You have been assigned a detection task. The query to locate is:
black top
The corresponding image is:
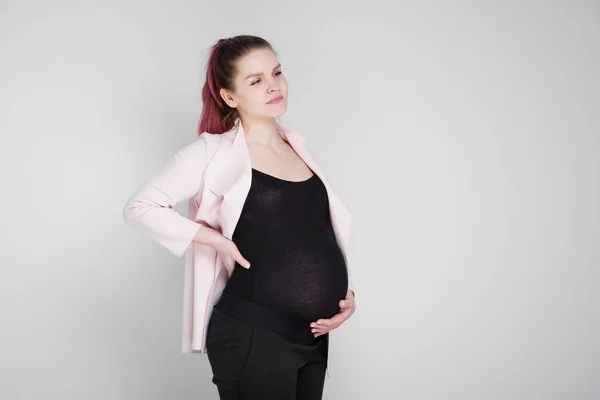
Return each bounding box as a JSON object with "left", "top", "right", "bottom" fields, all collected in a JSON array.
[{"left": 223, "top": 167, "right": 349, "bottom": 321}]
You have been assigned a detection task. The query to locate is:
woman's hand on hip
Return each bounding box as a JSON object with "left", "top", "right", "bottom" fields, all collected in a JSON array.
[
  {"left": 310, "top": 290, "right": 356, "bottom": 337},
  {"left": 212, "top": 235, "right": 251, "bottom": 278}
]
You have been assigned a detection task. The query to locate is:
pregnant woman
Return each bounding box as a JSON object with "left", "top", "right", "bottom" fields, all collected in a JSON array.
[{"left": 123, "top": 35, "right": 356, "bottom": 400}]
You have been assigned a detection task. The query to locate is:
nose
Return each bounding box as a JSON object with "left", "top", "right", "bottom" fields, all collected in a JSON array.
[{"left": 266, "top": 78, "right": 279, "bottom": 93}]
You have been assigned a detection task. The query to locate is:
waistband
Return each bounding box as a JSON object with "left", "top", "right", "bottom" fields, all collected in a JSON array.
[{"left": 214, "top": 290, "right": 323, "bottom": 345}]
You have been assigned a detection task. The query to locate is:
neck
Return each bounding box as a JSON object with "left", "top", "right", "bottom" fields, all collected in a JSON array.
[{"left": 240, "top": 116, "right": 284, "bottom": 146}]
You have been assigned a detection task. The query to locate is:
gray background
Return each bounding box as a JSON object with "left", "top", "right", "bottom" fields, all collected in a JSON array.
[{"left": 1, "top": 1, "right": 599, "bottom": 399}]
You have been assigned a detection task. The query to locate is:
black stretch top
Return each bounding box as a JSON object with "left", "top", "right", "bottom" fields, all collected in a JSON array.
[{"left": 223, "top": 167, "right": 349, "bottom": 321}]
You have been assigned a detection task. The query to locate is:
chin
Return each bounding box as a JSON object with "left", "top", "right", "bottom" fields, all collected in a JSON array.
[
  {"left": 263, "top": 107, "right": 287, "bottom": 120},
  {"left": 250, "top": 105, "right": 287, "bottom": 121},
  {"left": 274, "top": 107, "right": 287, "bottom": 118}
]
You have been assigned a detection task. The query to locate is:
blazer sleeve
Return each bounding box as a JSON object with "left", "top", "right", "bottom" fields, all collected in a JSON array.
[
  {"left": 122, "top": 136, "right": 210, "bottom": 258},
  {"left": 347, "top": 258, "right": 355, "bottom": 297},
  {"left": 345, "top": 223, "right": 355, "bottom": 297}
]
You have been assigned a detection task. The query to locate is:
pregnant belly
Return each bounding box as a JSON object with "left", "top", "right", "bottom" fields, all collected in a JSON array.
[{"left": 251, "top": 246, "right": 349, "bottom": 321}]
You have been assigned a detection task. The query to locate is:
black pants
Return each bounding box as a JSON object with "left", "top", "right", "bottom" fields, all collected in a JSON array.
[{"left": 206, "top": 291, "right": 330, "bottom": 400}]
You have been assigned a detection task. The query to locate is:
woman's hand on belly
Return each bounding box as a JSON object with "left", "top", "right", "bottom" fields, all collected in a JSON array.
[{"left": 309, "top": 289, "right": 356, "bottom": 337}]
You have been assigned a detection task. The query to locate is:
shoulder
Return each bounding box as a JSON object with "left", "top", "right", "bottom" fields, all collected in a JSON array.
[{"left": 172, "top": 132, "right": 224, "bottom": 166}]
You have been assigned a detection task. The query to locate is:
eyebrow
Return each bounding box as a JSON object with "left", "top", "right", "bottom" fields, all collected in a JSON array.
[{"left": 244, "top": 63, "right": 282, "bottom": 80}]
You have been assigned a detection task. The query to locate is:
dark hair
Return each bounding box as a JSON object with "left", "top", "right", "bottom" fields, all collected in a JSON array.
[{"left": 198, "top": 35, "right": 276, "bottom": 135}]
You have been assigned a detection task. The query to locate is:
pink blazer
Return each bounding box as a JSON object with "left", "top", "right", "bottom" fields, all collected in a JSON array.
[{"left": 123, "top": 118, "right": 354, "bottom": 354}]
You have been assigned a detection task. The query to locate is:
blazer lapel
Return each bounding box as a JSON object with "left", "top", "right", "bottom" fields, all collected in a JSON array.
[{"left": 217, "top": 121, "right": 252, "bottom": 242}]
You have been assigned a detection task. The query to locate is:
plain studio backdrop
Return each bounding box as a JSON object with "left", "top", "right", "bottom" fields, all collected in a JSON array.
[{"left": 1, "top": 1, "right": 598, "bottom": 399}]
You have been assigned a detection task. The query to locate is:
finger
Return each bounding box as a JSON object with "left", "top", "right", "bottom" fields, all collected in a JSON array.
[
  {"left": 311, "top": 308, "right": 350, "bottom": 330},
  {"left": 229, "top": 261, "right": 237, "bottom": 277},
  {"left": 311, "top": 323, "right": 329, "bottom": 334},
  {"left": 237, "top": 254, "right": 251, "bottom": 269},
  {"left": 328, "top": 310, "right": 350, "bottom": 327},
  {"left": 310, "top": 322, "right": 329, "bottom": 332},
  {"left": 313, "top": 318, "right": 334, "bottom": 329},
  {"left": 339, "top": 297, "right": 354, "bottom": 309},
  {"left": 310, "top": 321, "right": 328, "bottom": 334},
  {"left": 311, "top": 326, "right": 327, "bottom": 335}
]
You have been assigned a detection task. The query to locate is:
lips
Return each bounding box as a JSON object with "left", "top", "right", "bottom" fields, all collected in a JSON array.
[{"left": 267, "top": 95, "right": 283, "bottom": 104}]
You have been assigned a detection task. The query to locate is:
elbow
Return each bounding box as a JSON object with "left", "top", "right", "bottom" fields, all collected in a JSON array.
[
  {"left": 122, "top": 199, "right": 134, "bottom": 225},
  {"left": 122, "top": 196, "right": 165, "bottom": 227},
  {"left": 122, "top": 197, "right": 143, "bottom": 226}
]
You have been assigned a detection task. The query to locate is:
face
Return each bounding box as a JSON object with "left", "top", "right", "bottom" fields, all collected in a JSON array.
[{"left": 220, "top": 47, "right": 288, "bottom": 121}]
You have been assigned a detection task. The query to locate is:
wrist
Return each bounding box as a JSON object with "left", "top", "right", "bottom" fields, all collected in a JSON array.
[{"left": 207, "top": 230, "right": 228, "bottom": 250}]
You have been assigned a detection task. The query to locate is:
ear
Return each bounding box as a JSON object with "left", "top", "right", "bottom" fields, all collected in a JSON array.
[{"left": 220, "top": 88, "right": 236, "bottom": 108}]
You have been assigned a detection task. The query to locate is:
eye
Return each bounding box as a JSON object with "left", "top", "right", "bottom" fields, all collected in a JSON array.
[{"left": 251, "top": 71, "right": 283, "bottom": 85}]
